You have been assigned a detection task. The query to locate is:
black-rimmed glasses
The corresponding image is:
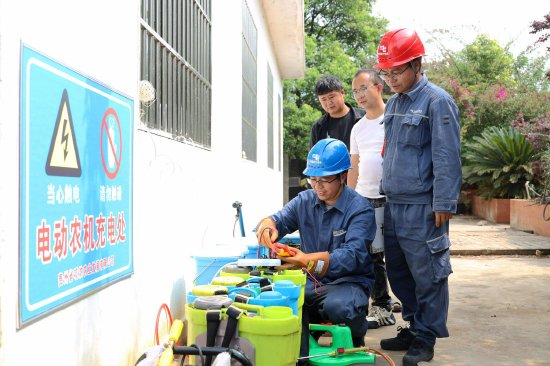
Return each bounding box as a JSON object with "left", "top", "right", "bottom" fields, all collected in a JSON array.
[
  {"left": 307, "top": 176, "right": 339, "bottom": 187},
  {"left": 378, "top": 64, "right": 411, "bottom": 80}
]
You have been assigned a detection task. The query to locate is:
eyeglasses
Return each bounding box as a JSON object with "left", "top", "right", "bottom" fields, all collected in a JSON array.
[
  {"left": 307, "top": 176, "right": 339, "bottom": 187},
  {"left": 352, "top": 84, "right": 377, "bottom": 98},
  {"left": 378, "top": 64, "right": 411, "bottom": 80}
]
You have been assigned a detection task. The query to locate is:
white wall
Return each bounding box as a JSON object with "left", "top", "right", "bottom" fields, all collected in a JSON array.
[{"left": 0, "top": 0, "right": 286, "bottom": 365}]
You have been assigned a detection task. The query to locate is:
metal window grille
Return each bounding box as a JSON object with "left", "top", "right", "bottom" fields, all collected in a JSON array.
[
  {"left": 241, "top": 1, "right": 257, "bottom": 161},
  {"left": 267, "top": 64, "right": 274, "bottom": 169},
  {"left": 140, "top": 0, "right": 212, "bottom": 148}
]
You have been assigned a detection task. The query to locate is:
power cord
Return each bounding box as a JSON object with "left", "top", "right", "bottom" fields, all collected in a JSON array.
[{"left": 182, "top": 344, "right": 205, "bottom": 366}]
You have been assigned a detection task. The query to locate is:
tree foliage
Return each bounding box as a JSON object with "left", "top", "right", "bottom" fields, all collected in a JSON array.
[
  {"left": 283, "top": 0, "right": 387, "bottom": 159},
  {"left": 530, "top": 12, "right": 550, "bottom": 53},
  {"left": 424, "top": 33, "right": 550, "bottom": 143},
  {"left": 431, "top": 34, "right": 516, "bottom": 92},
  {"left": 462, "top": 84, "right": 550, "bottom": 141},
  {"left": 511, "top": 111, "right": 550, "bottom": 188},
  {"left": 513, "top": 53, "right": 550, "bottom": 91}
]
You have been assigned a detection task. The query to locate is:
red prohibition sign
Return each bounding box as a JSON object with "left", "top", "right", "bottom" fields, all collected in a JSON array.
[{"left": 100, "top": 108, "right": 122, "bottom": 179}]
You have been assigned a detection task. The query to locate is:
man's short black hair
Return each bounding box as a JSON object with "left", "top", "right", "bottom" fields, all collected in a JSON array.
[{"left": 315, "top": 75, "right": 344, "bottom": 96}]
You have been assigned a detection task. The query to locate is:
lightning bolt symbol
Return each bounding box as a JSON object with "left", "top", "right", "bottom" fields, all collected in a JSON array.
[{"left": 61, "top": 118, "right": 69, "bottom": 160}]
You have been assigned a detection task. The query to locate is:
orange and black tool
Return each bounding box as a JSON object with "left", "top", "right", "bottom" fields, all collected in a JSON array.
[{"left": 272, "top": 242, "right": 295, "bottom": 257}]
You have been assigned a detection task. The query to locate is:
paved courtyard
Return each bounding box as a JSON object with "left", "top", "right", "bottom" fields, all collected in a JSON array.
[
  {"left": 362, "top": 215, "right": 550, "bottom": 365},
  {"left": 450, "top": 215, "right": 550, "bottom": 255}
]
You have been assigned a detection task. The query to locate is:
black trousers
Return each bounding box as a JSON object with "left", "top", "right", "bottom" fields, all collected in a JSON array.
[
  {"left": 370, "top": 251, "right": 391, "bottom": 307},
  {"left": 367, "top": 197, "right": 391, "bottom": 308}
]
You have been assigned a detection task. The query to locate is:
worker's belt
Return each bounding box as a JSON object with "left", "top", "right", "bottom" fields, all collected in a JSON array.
[{"left": 367, "top": 197, "right": 386, "bottom": 208}]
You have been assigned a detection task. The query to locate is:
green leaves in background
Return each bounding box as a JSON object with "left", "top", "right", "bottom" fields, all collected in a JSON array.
[{"left": 463, "top": 126, "right": 534, "bottom": 199}]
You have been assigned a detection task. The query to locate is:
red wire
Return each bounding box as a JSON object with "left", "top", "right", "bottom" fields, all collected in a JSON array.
[
  {"left": 307, "top": 270, "right": 325, "bottom": 295},
  {"left": 155, "top": 303, "right": 173, "bottom": 345}
]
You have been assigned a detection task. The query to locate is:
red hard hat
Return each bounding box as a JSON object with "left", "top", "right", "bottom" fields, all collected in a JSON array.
[{"left": 375, "top": 28, "right": 425, "bottom": 69}]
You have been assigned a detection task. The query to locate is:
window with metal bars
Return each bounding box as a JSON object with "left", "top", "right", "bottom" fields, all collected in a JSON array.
[
  {"left": 241, "top": 1, "right": 257, "bottom": 161},
  {"left": 140, "top": 0, "right": 212, "bottom": 148}
]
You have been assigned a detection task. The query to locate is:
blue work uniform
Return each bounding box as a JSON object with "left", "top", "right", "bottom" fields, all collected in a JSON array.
[
  {"left": 381, "top": 75, "right": 461, "bottom": 346},
  {"left": 270, "top": 185, "right": 376, "bottom": 356}
]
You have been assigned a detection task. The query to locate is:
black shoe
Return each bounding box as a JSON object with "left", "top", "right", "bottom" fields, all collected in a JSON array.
[
  {"left": 403, "top": 339, "right": 434, "bottom": 366},
  {"left": 380, "top": 326, "right": 415, "bottom": 351}
]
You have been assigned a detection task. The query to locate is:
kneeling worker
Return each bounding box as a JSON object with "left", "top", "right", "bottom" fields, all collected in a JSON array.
[{"left": 256, "top": 138, "right": 376, "bottom": 361}]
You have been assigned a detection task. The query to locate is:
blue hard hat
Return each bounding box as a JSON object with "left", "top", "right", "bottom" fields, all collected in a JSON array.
[{"left": 303, "top": 138, "right": 351, "bottom": 177}]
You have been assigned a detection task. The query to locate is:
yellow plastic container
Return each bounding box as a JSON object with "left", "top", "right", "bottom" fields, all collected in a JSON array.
[
  {"left": 191, "top": 285, "right": 228, "bottom": 296},
  {"left": 185, "top": 303, "right": 300, "bottom": 366},
  {"left": 220, "top": 270, "right": 251, "bottom": 281},
  {"left": 272, "top": 269, "right": 307, "bottom": 286},
  {"left": 211, "top": 276, "right": 244, "bottom": 287},
  {"left": 261, "top": 269, "right": 306, "bottom": 360}
]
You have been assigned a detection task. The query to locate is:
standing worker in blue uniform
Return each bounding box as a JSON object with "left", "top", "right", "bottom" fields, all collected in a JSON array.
[
  {"left": 256, "top": 138, "right": 376, "bottom": 363},
  {"left": 374, "top": 29, "right": 462, "bottom": 366}
]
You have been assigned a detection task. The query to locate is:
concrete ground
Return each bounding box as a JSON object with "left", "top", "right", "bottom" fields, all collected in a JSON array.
[{"left": 358, "top": 215, "right": 550, "bottom": 366}]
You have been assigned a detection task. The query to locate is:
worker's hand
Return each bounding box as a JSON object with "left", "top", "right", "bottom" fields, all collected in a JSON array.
[
  {"left": 256, "top": 217, "right": 278, "bottom": 249},
  {"left": 435, "top": 212, "right": 453, "bottom": 228},
  {"left": 278, "top": 247, "right": 330, "bottom": 276}
]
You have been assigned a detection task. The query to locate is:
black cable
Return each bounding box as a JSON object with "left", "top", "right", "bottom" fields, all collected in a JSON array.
[
  {"left": 186, "top": 344, "right": 205, "bottom": 366},
  {"left": 228, "top": 348, "right": 253, "bottom": 366},
  {"left": 257, "top": 226, "right": 275, "bottom": 258},
  {"left": 173, "top": 346, "right": 251, "bottom": 366}
]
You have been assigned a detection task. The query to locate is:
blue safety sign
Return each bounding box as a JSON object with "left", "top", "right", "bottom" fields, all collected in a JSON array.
[{"left": 19, "top": 45, "right": 134, "bottom": 326}]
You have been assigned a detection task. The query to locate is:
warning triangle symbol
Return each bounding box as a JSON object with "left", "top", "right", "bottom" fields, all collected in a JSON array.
[{"left": 45, "top": 89, "right": 82, "bottom": 177}]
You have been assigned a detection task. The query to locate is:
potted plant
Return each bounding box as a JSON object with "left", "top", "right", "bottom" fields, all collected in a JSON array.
[
  {"left": 510, "top": 149, "right": 550, "bottom": 236},
  {"left": 508, "top": 112, "right": 550, "bottom": 235},
  {"left": 462, "top": 126, "right": 534, "bottom": 223}
]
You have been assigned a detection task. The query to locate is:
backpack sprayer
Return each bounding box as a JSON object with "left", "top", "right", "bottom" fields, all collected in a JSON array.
[{"left": 302, "top": 324, "right": 396, "bottom": 366}]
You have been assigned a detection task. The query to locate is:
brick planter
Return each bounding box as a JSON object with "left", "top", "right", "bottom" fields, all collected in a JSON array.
[
  {"left": 471, "top": 195, "right": 510, "bottom": 224},
  {"left": 510, "top": 199, "right": 550, "bottom": 237}
]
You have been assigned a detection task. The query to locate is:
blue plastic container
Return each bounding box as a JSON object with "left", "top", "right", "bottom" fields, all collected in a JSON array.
[
  {"left": 274, "top": 280, "right": 301, "bottom": 315},
  {"left": 228, "top": 287, "right": 259, "bottom": 301},
  {"left": 245, "top": 243, "right": 259, "bottom": 258},
  {"left": 248, "top": 290, "right": 289, "bottom": 308},
  {"left": 192, "top": 255, "right": 242, "bottom": 285}
]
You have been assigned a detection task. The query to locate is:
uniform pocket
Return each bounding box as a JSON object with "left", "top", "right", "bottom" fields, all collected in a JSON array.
[
  {"left": 397, "top": 115, "right": 423, "bottom": 146},
  {"left": 426, "top": 233, "right": 453, "bottom": 283}
]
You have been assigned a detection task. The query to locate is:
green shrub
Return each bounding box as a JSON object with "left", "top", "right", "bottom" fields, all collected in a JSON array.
[
  {"left": 539, "top": 149, "right": 550, "bottom": 200},
  {"left": 463, "top": 126, "right": 534, "bottom": 199},
  {"left": 462, "top": 86, "right": 550, "bottom": 142}
]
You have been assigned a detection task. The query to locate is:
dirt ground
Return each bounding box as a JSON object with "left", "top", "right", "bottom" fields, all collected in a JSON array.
[{"left": 361, "top": 255, "right": 550, "bottom": 366}]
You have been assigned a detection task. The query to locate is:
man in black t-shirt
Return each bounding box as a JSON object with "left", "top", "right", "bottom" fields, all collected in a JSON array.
[{"left": 309, "top": 75, "right": 365, "bottom": 150}]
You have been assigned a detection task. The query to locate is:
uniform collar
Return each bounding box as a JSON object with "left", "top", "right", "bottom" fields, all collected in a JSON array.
[
  {"left": 402, "top": 74, "right": 428, "bottom": 102},
  {"left": 313, "top": 185, "right": 349, "bottom": 213}
]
